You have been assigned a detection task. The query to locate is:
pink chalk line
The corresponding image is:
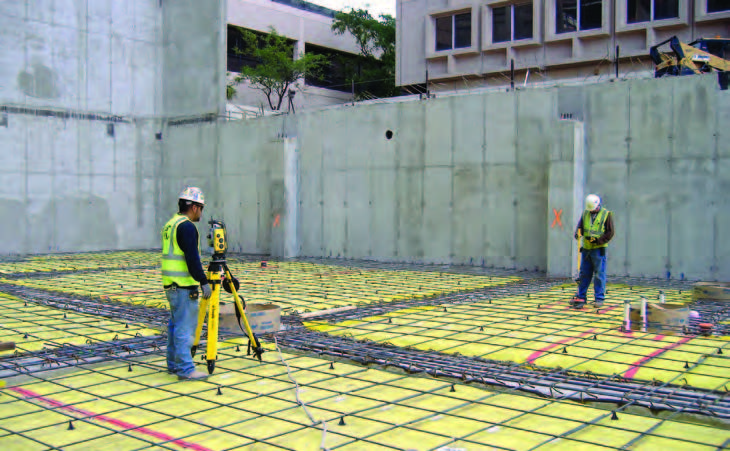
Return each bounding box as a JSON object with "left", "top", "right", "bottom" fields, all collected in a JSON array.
[
  {"left": 526, "top": 328, "right": 597, "bottom": 364},
  {"left": 623, "top": 336, "right": 693, "bottom": 379},
  {"left": 6, "top": 386, "right": 212, "bottom": 451}
]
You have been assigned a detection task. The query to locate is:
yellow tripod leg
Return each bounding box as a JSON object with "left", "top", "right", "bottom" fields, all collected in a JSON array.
[
  {"left": 191, "top": 284, "right": 210, "bottom": 358},
  {"left": 206, "top": 271, "right": 221, "bottom": 374},
  {"left": 224, "top": 268, "right": 263, "bottom": 360}
]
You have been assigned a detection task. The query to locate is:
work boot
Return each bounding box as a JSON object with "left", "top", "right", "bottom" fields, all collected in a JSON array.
[
  {"left": 593, "top": 301, "right": 604, "bottom": 308},
  {"left": 178, "top": 370, "right": 209, "bottom": 381},
  {"left": 569, "top": 297, "right": 585, "bottom": 309}
]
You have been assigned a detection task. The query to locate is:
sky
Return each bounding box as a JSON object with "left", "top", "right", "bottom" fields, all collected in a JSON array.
[{"left": 311, "top": 0, "right": 396, "bottom": 18}]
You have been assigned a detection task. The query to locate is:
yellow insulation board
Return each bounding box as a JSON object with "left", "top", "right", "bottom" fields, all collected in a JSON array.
[
  {"left": 0, "top": 293, "right": 158, "bottom": 355},
  {"left": 1, "top": 341, "right": 728, "bottom": 450},
  {"left": 0, "top": 251, "right": 160, "bottom": 274},
  {"left": 306, "top": 284, "right": 730, "bottom": 391},
  {"left": 2, "top": 261, "right": 519, "bottom": 313}
]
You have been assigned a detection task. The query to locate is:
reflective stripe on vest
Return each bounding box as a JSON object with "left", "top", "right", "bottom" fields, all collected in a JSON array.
[
  {"left": 161, "top": 215, "right": 199, "bottom": 286},
  {"left": 582, "top": 208, "right": 609, "bottom": 250}
]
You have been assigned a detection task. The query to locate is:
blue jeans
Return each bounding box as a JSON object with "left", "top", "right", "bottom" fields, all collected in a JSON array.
[
  {"left": 165, "top": 286, "right": 199, "bottom": 376},
  {"left": 576, "top": 248, "right": 607, "bottom": 304}
]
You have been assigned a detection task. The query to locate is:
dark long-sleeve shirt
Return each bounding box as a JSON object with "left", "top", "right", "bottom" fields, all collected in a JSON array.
[
  {"left": 575, "top": 209, "right": 614, "bottom": 246},
  {"left": 176, "top": 220, "right": 208, "bottom": 286}
]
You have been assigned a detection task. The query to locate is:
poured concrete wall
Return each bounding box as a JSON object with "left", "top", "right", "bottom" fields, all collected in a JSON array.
[
  {"left": 293, "top": 88, "right": 555, "bottom": 271},
  {"left": 583, "top": 75, "right": 729, "bottom": 280},
  {"left": 0, "top": 0, "right": 225, "bottom": 254},
  {"left": 192, "top": 73, "right": 728, "bottom": 281}
]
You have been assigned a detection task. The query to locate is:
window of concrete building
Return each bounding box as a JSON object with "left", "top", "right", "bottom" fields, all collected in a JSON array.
[
  {"left": 304, "top": 44, "right": 361, "bottom": 93},
  {"left": 556, "top": 0, "right": 602, "bottom": 33},
  {"left": 435, "top": 12, "right": 472, "bottom": 51},
  {"left": 654, "top": 0, "right": 679, "bottom": 19},
  {"left": 627, "top": 0, "right": 678, "bottom": 23},
  {"left": 707, "top": 0, "right": 729, "bottom": 12},
  {"left": 492, "top": 2, "right": 533, "bottom": 43}
]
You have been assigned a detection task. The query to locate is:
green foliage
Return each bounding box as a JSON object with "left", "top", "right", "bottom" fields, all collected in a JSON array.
[
  {"left": 331, "top": 9, "right": 397, "bottom": 99},
  {"left": 226, "top": 73, "right": 237, "bottom": 100},
  {"left": 230, "top": 26, "right": 328, "bottom": 110}
]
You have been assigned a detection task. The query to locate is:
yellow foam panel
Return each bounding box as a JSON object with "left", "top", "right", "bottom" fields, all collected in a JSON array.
[
  {"left": 0, "top": 293, "right": 159, "bottom": 355},
  {"left": 2, "top": 341, "right": 728, "bottom": 451}
]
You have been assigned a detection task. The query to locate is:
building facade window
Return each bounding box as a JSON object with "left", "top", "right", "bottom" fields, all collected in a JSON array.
[
  {"left": 492, "top": 2, "right": 533, "bottom": 43},
  {"left": 435, "top": 12, "right": 472, "bottom": 51},
  {"left": 627, "top": 0, "right": 679, "bottom": 23},
  {"left": 556, "top": 0, "right": 602, "bottom": 33},
  {"left": 707, "top": 0, "right": 729, "bottom": 13}
]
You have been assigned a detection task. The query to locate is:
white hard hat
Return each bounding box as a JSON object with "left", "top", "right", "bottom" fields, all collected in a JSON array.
[
  {"left": 179, "top": 186, "right": 205, "bottom": 205},
  {"left": 585, "top": 194, "right": 600, "bottom": 211}
]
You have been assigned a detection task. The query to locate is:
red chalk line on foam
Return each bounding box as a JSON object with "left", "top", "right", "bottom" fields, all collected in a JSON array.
[
  {"left": 526, "top": 328, "right": 597, "bottom": 364},
  {"left": 623, "top": 337, "right": 693, "bottom": 379},
  {"left": 7, "top": 386, "right": 212, "bottom": 451}
]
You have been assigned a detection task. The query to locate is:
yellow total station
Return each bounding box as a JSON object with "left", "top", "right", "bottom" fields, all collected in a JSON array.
[{"left": 191, "top": 218, "right": 264, "bottom": 375}]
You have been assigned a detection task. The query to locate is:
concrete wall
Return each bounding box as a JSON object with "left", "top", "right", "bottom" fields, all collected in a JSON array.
[
  {"left": 164, "top": 0, "right": 227, "bottom": 117},
  {"left": 192, "top": 73, "right": 728, "bottom": 281},
  {"left": 0, "top": 0, "right": 225, "bottom": 254}
]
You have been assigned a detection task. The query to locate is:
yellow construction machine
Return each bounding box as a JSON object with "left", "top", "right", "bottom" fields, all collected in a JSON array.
[{"left": 650, "top": 36, "right": 730, "bottom": 88}]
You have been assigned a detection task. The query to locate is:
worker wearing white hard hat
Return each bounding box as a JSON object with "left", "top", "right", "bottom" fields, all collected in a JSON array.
[
  {"left": 160, "top": 186, "right": 211, "bottom": 380},
  {"left": 570, "top": 194, "right": 615, "bottom": 309}
]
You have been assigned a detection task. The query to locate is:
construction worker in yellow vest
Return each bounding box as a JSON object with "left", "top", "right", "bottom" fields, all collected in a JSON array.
[
  {"left": 570, "top": 194, "right": 614, "bottom": 309},
  {"left": 161, "top": 186, "right": 212, "bottom": 380}
]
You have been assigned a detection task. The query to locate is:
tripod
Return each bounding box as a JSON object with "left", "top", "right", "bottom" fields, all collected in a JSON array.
[{"left": 191, "top": 219, "right": 264, "bottom": 374}]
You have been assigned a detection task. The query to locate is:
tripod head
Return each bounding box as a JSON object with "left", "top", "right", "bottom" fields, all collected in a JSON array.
[{"left": 207, "top": 218, "right": 227, "bottom": 259}]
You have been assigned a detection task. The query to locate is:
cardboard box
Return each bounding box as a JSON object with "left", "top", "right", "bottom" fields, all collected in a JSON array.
[
  {"left": 629, "top": 302, "right": 690, "bottom": 335},
  {"left": 219, "top": 302, "right": 281, "bottom": 335},
  {"left": 693, "top": 282, "right": 730, "bottom": 302}
]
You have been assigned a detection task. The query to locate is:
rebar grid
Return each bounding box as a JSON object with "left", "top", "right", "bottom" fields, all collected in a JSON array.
[
  {"left": 0, "top": 250, "right": 161, "bottom": 276},
  {"left": 1, "top": 341, "right": 728, "bottom": 451},
  {"left": 298, "top": 286, "right": 730, "bottom": 391},
  {"left": 0, "top": 260, "right": 521, "bottom": 313},
  {"left": 1, "top": 251, "right": 729, "bottom": 450}
]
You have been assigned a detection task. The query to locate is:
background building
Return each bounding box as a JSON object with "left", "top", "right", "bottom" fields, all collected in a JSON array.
[
  {"left": 226, "top": 0, "right": 362, "bottom": 116},
  {"left": 396, "top": 0, "right": 730, "bottom": 91}
]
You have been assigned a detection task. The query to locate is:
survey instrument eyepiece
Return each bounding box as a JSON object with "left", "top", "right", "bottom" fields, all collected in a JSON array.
[{"left": 207, "top": 218, "right": 227, "bottom": 255}]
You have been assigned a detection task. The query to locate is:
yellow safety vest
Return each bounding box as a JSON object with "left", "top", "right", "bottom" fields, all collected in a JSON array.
[
  {"left": 582, "top": 208, "right": 610, "bottom": 250},
  {"left": 161, "top": 214, "right": 199, "bottom": 287}
]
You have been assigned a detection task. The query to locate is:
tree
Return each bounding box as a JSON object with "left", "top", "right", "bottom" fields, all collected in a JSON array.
[
  {"left": 331, "top": 9, "right": 397, "bottom": 99},
  {"left": 229, "top": 26, "right": 328, "bottom": 110}
]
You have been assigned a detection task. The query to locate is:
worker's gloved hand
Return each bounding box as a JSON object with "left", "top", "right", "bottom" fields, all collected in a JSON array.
[{"left": 201, "top": 283, "right": 212, "bottom": 300}]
